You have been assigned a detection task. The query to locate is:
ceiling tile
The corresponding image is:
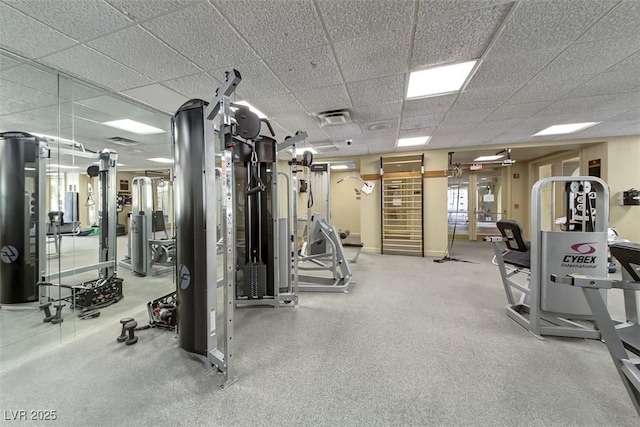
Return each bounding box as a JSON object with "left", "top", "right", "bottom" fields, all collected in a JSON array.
[
  {"left": 411, "top": 4, "right": 512, "bottom": 69},
  {"left": 400, "top": 113, "right": 445, "bottom": 130},
  {"left": 121, "top": 84, "right": 188, "bottom": 114},
  {"left": 59, "top": 78, "right": 107, "bottom": 102},
  {"left": 399, "top": 127, "right": 435, "bottom": 139},
  {"left": 346, "top": 74, "right": 405, "bottom": 107},
  {"left": 578, "top": 0, "right": 640, "bottom": 42},
  {"left": 335, "top": 27, "right": 412, "bottom": 82},
  {"left": 353, "top": 101, "right": 403, "bottom": 122},
  {"left": 485, "top": 101, "right": 550, "bottom": 121},
  {"left": 489, "top": 0, "right": 617, "bottom": 55},
  {"left": 426, "top": 123, "right": 473, "bottom": 146},
  {"left": 76, "top": 95, "right": 170, "bottom": 130},
  {"left": 465, "top": 46, "right": 562, "bottom": 90},
  {"left": 265, "top": 45, "right": 342, "bottom": 92},
  {"left": 299, "top": 127, "right": 331, "bottom": 143},
  {"left": 357, "top": 130, "right": 396, "bottom": 146},
  {"left": 271, "top": 114, "right": 321, "bottom": 134},
  {"left": 105, "top": 0, "right": 196, "bottom": 21},
  {"left": 360, "top": 119, "right": 399, "bottom": 134},
  {"left": 451, "top": 86, "right": 515, "bottom": 110},
  {"left": 0, "top": 3, "right": 77, "bottom": 58},
  {"left": 565, "top": 69, "right": 640, "bottom": 98},
  {"left": 417, "top": 0, "right": 514, "bottom": 20},
  {"left": 0, "top": 78, "right": 61, "bottom": 108},
  {"left": 142, "top": 2, "right": 257, "bottom": 70},
  {"left": 211, "top": 0, "right": 327, "bottom": 57},
  {"left": 505, "top": 72, "right": 595, "bottom": 104},
  {"left": 8, "top": 0, "right": 131, "bottom": 42},
  {"left": 608, "top": 51, "right": 640, "bottom": 71},
  {"left": 88, "top": 26, "right": 201, "bottom": 81},
  {"left": 607, "top": 109, "right": 640, "bottom": 123},
  {"left": 533, "top": 94, "right": 618, "bottom": 117},
  {"left": 541, "top": 37, "right": 640, "bottom": 77},
  {"left": 317, "top": 0, "right": 415, "bottom": 42},
  {"left": 0, "top": 52, "right": 21, "bottom": 70},
  {"left": 41, "top": 46, "right": 153, "bottom": 91},
  {"left": 0, "top": 94, "right": 29, "bottom": 116},
  {"left": 599, "top": 91, "right": 640, "bottom": 111},
  {"left": 218, "top": 60, "right": 288, "bottom": 100},
  {"left": 163, "top": 72, "right": 221, "bottom": 99},
  {"left": 402, "top": 94, "right": 457, "bottom": 116},
  {"left": 454, "top": 118, "right": 522, "bottom": 145},
  {"left": 294, "top": 84, "right": 351, "bottom": 114},
  {"left": 251, "top": 93, "right": 308, "bottom": 118},
  {"left": 441, "top": 107, "right": 495, "bottom": 125},
  {"left": 323, "top": 123, "right": 362, "bottom": 141},
  {"left": 0, "top": 64, "right": 59, "bottom": 95}
]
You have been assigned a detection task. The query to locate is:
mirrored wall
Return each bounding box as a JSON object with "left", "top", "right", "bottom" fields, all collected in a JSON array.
[{"left": 0, "top": 49, "right": 174, "bottom": 369}]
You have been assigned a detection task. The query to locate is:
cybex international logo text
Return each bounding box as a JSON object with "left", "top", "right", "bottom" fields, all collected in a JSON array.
[{"left": 561, "top": 242, "right": 598, "bottom": 268}]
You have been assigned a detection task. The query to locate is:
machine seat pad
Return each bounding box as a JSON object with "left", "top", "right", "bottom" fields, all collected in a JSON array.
[{"left": 502, "top": 248, "right": 531, "bottom": 269}]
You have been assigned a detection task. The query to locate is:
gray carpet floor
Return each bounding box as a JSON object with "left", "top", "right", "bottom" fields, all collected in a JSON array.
[{"left": 0, "top": 241, "right": 637, "bottom": 426}]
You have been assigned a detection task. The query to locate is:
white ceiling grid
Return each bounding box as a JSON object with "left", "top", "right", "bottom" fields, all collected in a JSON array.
[{"left": 0, "top": 0, "right": 637, "bottom": 164}]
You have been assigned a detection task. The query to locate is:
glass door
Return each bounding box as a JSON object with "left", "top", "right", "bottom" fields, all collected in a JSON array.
[{"left": 471, "top": 170, "right": 503, "bottom": 239}]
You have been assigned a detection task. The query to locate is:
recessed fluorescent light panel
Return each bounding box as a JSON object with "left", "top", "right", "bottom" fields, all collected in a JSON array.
[
  {"left": 533, "top": 122, "right": 599, "bottom": 136},
  {"left": 234, "top": 101, "right": 268, "bottom": 119},
  {"left": 148, "top": 157, "right": 173, "bottom": 164},
  {"left": 330, "top": 164, "right": 350, "bottom": 170},
  {"left": 473, "top": 155, "right": 504, "bottom": 162},
  {"left": 397, "top": 136, "right": 430, "bottom": 147},
  {"left": 406, "top": 61, "right": 477, "bottom": 99},
  {"left": 102, "top": 119, "right": 165, "bottom": 135},
  {"left": 292, "top": 147, "right": 318, "bottom": 156},
  {"left": 47, "top": 164, "right": 80, "bottom": 169}
]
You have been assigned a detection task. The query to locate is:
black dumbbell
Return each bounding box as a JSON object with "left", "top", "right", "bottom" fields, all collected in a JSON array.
[
  {"left": 117, "top": 317, "right": 134, "bottom": 343},
  {"left": 40, "top": 302, "right": 54, "bottom": 323},
  {"left": 124, "top": 320, "right": 138, "bottom": 345},
  {"left": 50, "top": 303, "right": 65, "bottom": 324}
]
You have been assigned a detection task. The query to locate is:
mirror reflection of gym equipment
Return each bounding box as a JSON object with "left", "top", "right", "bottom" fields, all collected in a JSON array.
[{"left": 119, "top": 177, "right": 174, "bottom": 277}]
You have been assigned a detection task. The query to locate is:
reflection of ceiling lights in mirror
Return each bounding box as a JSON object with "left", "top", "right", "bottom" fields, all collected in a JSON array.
[
  {"left": 47, "top": 164, "right": 80, "bottom": 169},
  {"left": 31, "top": 133, "right": 79, "bottom": 145},
  {"left": 330, "top": 165, "right": 349, "bottom": 170},
  {"left": 102, "top": 119, "right": 165, "bottom": 135},
  {"left": 148, "top": 157, "right": 173, "bottom": 164},
  {"left": 397, "top": 136, "right": 430, "bottom": 147},
  {"left": 406, "top": 61, "right": 476, "bottom": 99},
  {"left": 533, "top": 122, "right": 599, "bottom": 136},
  {"left": 24, "top": 167, "right": 36, "bottom": 171},
  {"left": 233, "top": 101, "right": 267, "bottom": 119},
  {"left": 473, "top": 155, "right": 504, "bottom": 162}
]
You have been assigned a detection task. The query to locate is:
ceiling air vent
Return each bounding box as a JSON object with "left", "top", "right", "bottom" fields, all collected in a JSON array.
[
  {"left": 106, "top": 136, "right": 141, "bottom": 146},
  {"left": 317, "top": 109, "right": 352, "bottom": 126}
]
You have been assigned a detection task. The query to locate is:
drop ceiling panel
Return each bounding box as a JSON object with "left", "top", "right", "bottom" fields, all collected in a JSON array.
[
  {"left": 505, "top": 72, "right": 595, "bottom": 104},
  {"left": 417, "top": 0, "right": 514, "bottom": 20},
  {"left": 578, "top": 0, "right": 640, "bottom": 42},
  {"left": 565, "top": 69, "right": 640, "bottom": 98},
  {"left": 317, "top": 0, "right": 415, "bottom": 42},
  {"left": 0, "top": 95, "right": 28, "bottom": 116},
  {"left": 411, "top": 4, "right": 511, "bottom": 69},
  {"left": 42, "top": 46, "right": 153, "bottom": 91},
  {"left": 599, "top": 91, "right": 640, "bottom": 111},
  {"left": 335, "top": 27, "right": 412, "bottom": 82},
  {"left": 609, "top": 51, "right": 640, "bottom": 71},
  {"left": 7, "top": 0, "right": 131, "bottom": 42},
  {"left": 398, "top": 127, "right": 435, "bottom": 139},
  {"left": 0, "top": 52, "right": 21, "bottom": 70},
  {"left": 272, "top": 115, "right": 321, "bottom": 135},
  {"left": 489, "top": 0, "right": 617, "bottom": 55},
  {"left": 402, "top": 94, "right": 457, "bottom": 116},
  {"left": 607, "top": 109, "right": 640, "bottom": 123},
  {"left": 77, "top": 95, "right": 169, "bottom": 130},
  {"left": 400, "top": 113, "right": 445, "bottom": 130},
  {"left": 454, "top": 118, "right": 522, "bottom": 145},
  {"left": 466, "top": 47, "right": 562, "bottom": 90},
  {"left": 353, "top": 101, "right": 402, "bottom": 122},
  {"left": 59, "top": 79, "right": 107, "bottom": 102},
  {"left": 211, "top": 0, "right": 327, "bottom": 57},
  {"left": 534, "top": 94, "right": 619, "bottom": 117},
  {"left": 251, "top": 93, "right": 308, "bottom": 119},
  {"left": 265, "top": 45, "right": 342, "bottom": 92},
  {"left": 0, "top": 81, "right": 59, "bottom": 109},
  {"left": 142, "top": 2, "right": 257, "bottom": 71},
  {"left": 219, "top": 60, "right": 288, "bottom": 100},
  {"left": 105, "top": 0, "right": 196, "bottom": 21},
  {"left": 0, "top": 105, "right": 60, "bottom": 130},
  {"left": 294, "top": 84, "right": 351, "bottom": 114},
  {"left": 541, "top": 37, "right": 640, "bottom": 78},
  {"left": 88, "top": 26, "right": 201, "bottom": 81},
  {"left": 0, "top": 64, "right": 59, "bottom": 95},
  {"left": 298, "top": 127, "right": 331, "bottom": 143},
  {"left": 121, "top": 84, "right": 188, "bottom": 114},
  {"left": 485, "top": 101, "right": 550, "bottom": 121},
  {"left": 163, "top": 72, "right": 221, "bottom": 100},
  {"left": 0, "top": 3, "right": 77, "bottom": 58},
  {"left": 323, "top": 123, "right": 363, "bottom": 141},
  {"left": 346, "top": 74, "right": 405, "bottom": 107},
  {"left": 451, "top": 86, "right": 515, "bottom": 110}
]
